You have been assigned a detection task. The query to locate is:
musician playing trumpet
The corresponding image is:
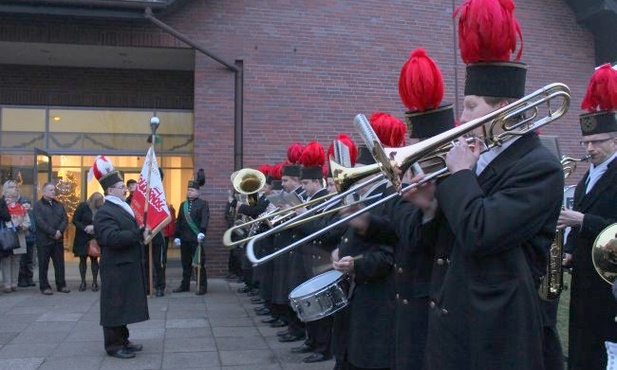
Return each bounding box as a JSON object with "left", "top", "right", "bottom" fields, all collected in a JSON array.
[{"left": 557, "top": 64, "right": 617, "bottom": 370}]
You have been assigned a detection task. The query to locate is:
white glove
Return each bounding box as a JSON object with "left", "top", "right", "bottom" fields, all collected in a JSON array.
[
  {"left": 197, "top": 233, "right": 205, "bottom": 241},
  {"left": 173, "top": 238, "right": 181, "bottom": 246}
]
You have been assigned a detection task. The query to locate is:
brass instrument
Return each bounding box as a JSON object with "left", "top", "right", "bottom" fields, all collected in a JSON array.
[
  {"left": 592, "top": 223, "right": 617, "bottom": 285},
  {"left": 222, "top": 190, "right": 347, "bottom": 248},
  {"left": 246, "top": 82, "right": 571, "bottom": 265},
  {"left": 539, "top": 154, "right": 590, "bottom": 301},
  {"left": 232, "top": 168, "right": 266, "bottom": 206}
]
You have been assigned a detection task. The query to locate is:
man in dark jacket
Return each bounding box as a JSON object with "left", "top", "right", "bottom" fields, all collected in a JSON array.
[
  {"left": 33, "top": 182, "right": 70, "bottom": 295},
  {"left": 92, "top": 160, "right": 149, "bottom": 360},
  {"left": 173, "top": 171, "right": 209, "bottom": 295}
]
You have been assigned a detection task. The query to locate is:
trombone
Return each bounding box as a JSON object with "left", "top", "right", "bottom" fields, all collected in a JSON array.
[
  {"left": 246, "top": 82, "right": 571, "bottom": 265},
  {"left": 592, "top": 223, "right": 617, "bottom": 285}
]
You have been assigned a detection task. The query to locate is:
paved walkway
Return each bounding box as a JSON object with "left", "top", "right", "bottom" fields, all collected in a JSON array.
[{"left": 0, "top": 260, "right": 335, "bottom": 370}]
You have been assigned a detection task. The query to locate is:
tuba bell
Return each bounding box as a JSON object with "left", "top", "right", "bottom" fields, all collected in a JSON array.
[
  {"left": 592, "top": 223, "right": 617, "bottom": 285},
  {"left": 232, "top": 168, "right": 266, "bottom": 206}
]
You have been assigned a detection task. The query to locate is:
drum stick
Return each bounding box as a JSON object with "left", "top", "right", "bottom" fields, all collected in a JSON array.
[{"left": 313, "top": 254, "right": 364, "bottom": 275}]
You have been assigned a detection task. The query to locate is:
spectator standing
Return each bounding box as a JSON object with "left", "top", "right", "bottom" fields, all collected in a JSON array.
[
  {"left": 34, "top": 182, "right": 70, "bottom": 295},
  {"left": 1, "top": 180, "right": 26, "bottom": 293},
  {"left": 72, "top": 192, "right": 104, "bottom": 292},
  {"left": 17, "top": 196, "right": 36, "bottom": 288}
]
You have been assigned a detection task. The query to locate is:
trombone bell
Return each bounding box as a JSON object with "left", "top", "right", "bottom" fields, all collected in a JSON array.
[{"left": 330, "top": 159, "right": 381, "bottom": 193}]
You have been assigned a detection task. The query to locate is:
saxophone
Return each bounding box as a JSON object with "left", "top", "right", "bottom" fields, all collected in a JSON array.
[{"left": 539, "top": 155, "right": 590, "bottom": 301}]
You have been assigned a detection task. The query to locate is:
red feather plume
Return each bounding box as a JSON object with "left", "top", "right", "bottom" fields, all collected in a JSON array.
[
  {"left": 581, "top": 64, "right": 617, "bottom": 112},
  {"left": 299, "top": 141, "right": 326, "bottom": 167},
  {"left": 257, "top": 164, "right": 271, "bottom": 177},
  {"left": 398, "top": 48, "right": 444, "bottom": 111},
  {"left": 322, "top": 165, "right": 330, "bottom": 178},
  {"left": 369, "top": 112, "right": 407, "bottom": 148},
  {"left": 327, "top": 134, "right": 358, "bottom": 167},
  {"left": 271, "top": 162, "right": 284, "bottom": 180},
  {"left": 454, "top": 0, "right": 523, "bottom": 64},
  {"left": 287, "top": 142, "right": 304, "bottom": 164}
]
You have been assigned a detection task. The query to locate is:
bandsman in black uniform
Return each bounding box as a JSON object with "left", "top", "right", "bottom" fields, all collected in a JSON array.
[
  {"left": 353, "top": 48, "right": 457, "bottom": 370},
  {"left": 419, "top": 1, "right": 564, "bottom": 369},
  {"left": 173, "top": 169, "right": 209, "bottom": 295},
  {"left": 288, "top": 141, "right": 336, "bottom": 363},
  {"left": 559, "top": 64, "right": 617, "bottom": 370},
  {"left": 332, "top": 112, "right": 406, "bottom": 370},
  {"left": 271, "top": 143, "right": 307, "bottom": 338}
]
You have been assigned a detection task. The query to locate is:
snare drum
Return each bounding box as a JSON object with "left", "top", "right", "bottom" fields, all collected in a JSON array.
[{"left": 288, "top": 270, "right": 349, "bottom": 322}]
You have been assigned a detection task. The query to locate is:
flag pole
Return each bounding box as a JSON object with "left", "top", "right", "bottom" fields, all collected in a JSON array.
[{"left": 143, "top": 116, "right": 160, "bottom": 297}]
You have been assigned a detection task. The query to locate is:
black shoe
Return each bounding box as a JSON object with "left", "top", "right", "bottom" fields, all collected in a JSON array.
[
  {"left": 196, "top": 288, "right": 207, "bottom": 295},
  {"left": 155, "top": 289, "right": 164, "bottom": 297},
  {"left": 253, "top": 305, "right": 267, "bottom": 311},
  {"left": 303, "top": 353, "right": 332, "bottom": 363},
  {"left": 261, "top": 316, "right": 277, "bottom": 324},
  {"left": 92, "top": 282, "right": 99, "bottom": 292},
  {"left": 278, "top": 333, "right": 305, "bottom": 343},
  {"left": 291, "top": 343, "right": 314, "bottom": 354},
  {"left": 173, "top": 286, "right": 189, "bottom": 293},
  {"left": 255, "top": 309, "right": 271, "bottom": 316},
  {"left": 107, "top": 348, "right": 135, "bottom": 359},
  {"left": 251, "top": 297, "right": 265, "bottom": 304},
  {"left": 78, "top": 282, "right": 87, "bottom": 292},
  {"left": 247, "top": 289, "right": 259, "bottom": 297},
  {"left": 276, "top": 329, "right": 290, "bottom": 337},
  {"left": 125, "top": 342, "right": 143, "bottom": 352},
  {"left": 270, "top": 320, "right": 288, "bottom": 328},
  {"left": 28, "top": 281, "right": 36, "bottom": 287},
  {"left": 237, "top": 286, "right": 250, "bottom": 293},
  {"left": 17, "top": 282, "right": 30, "bottom": 288},
  {"left": 58, "top": 287, "right": 70, "bottom": 293}
]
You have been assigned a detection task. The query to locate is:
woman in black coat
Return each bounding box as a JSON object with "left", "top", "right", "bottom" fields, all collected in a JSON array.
[{"left": 72, "top": 192, "right": 104, "bottom": 292}]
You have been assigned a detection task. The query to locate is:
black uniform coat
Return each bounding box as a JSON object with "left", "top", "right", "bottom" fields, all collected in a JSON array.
[
  {"left": 175, "top": 198, "right": 210, "bottom": 242},
  {"left": 72, "top": 201, "right": 94, "bottom": 257},
  {"left": 335, "top": 182, "right": 395, "bottom": 369},
  {"left": 365, "top": 190, "right": 433, "bottom": 370},
  {"left": 425, "top": 134, "right": 563, "bottom": 370},
  {"left": 94, "top": 200, "right": 149, "bottom": 327},
  {"left": 565, "top": 156, "right": 617, "bottom": 370},
  {"left": 271, "top": 187, "right": 305, "bottom": 305}
]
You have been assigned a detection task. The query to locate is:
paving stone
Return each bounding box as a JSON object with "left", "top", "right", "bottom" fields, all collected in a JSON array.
[
  {"left": 161, "top": 351, "right": 220, "bottom": 369},
  {"left": 164, "top": 336, "right": 217, "bottom": 353},
  {"left": 36, "top": 356, "right": 104, "bottom": 370},
  {"left": 0, "top": 357, "right": 45, "bottom": 370},
  {"left": 219, "top": 349, "right": 277, "bottom": 366}
]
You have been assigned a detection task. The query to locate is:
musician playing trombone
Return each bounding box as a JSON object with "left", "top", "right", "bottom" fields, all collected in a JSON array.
[{"left": 415, "top": 2, "right": 564, "bottom": 369}]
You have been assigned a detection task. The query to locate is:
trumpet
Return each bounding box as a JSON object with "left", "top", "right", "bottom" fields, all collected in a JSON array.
[{"left": 246, "top": 82, "right": 571, "bottom": 265}]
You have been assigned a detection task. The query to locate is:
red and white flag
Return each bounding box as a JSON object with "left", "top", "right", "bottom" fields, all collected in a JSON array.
[{"left": 130, "top": 147, "right": 171, "bottom": 242}]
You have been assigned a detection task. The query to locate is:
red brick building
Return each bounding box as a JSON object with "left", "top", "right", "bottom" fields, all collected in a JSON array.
[{"left": 0, "top": 0, "right": 614, "bottom": 275}]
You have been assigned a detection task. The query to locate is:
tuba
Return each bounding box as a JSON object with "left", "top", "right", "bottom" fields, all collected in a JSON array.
[
  {"left": 232, "top": 168, "right": 266, "bottom": 206},
  {"left": 539, "top": 155, "right": 589, "bottom": 301}
]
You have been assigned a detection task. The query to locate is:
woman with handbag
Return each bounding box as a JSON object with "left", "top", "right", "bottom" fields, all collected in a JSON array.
[
  {"left": 1, "top": 180, "right": 29, "bottom": 293},
  {"left": 72, "top": 192, "right": 104, "bottom": 292}
]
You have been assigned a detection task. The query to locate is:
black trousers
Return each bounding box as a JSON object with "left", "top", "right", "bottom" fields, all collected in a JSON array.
[
  {"left": 103, "top": 325, "right": 129, "bottom": 352},
  {"left": 37, "top": 241, "right": 66, "bottom": 291},
  {"left": 144, "top": 238, "right": 167, "bottom": 292},
  {"left": 306, "top": 315, "right": 333, "bottom": 355},
  {"left": 544, "top": 325, "right": 565, "bottom": 370},
  {"left": 179, "top": 241, "right": 207, "bottom": 290},
  {"left": 18, "top": 241, "right": 36, "bottom": 284}
]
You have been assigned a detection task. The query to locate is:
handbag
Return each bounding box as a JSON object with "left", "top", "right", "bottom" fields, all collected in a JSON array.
[
  {"left": 0, "top": 221, "right": 20, "bottom": 252},
  {"left": 87, "top": 239, "right": 101, "bottom": 258}
]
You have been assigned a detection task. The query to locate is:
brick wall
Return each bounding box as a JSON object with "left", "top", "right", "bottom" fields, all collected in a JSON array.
[{"left": 0, "top": 0, "right": 597, "bottom": 276}]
